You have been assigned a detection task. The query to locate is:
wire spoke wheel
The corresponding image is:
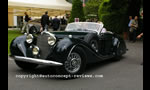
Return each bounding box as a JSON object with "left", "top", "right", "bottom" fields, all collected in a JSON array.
[
  {"left": 29, "top": 26, "right": 37, "bottom": 34},
  {"left": 65, "top": 52, "right": 81, "bottom": 74}
]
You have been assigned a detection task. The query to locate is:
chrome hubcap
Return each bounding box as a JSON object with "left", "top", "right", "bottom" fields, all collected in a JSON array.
[{"left": 65, "top": 52, "right": 81, "bottom": 74}]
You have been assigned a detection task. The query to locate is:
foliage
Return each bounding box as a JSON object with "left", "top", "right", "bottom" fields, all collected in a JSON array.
[
  {"left": 68, "top": 0, "right": 85, "bottom": 23},
  {"left": 127, "top": 0, "right": 141, "bottom": 17},
  {"left": 98, "top": 0, "right": 128, "bottom": 34},
  {"left": 84, "top": 0, "right": 103, "bottom": 19}
]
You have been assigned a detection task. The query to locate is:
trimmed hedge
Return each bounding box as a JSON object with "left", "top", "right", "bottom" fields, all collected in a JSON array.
[
  {"left": 84, "top": 0, "right": 102, "bottom": 18},
  {"left": 98, "top": 0, "right": 128, "bottom": 34},
  {"left": 68, "top": 0, "right": 85, "bottom": 23}
]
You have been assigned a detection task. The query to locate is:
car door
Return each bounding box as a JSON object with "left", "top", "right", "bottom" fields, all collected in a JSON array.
[{"left": 99, "top": 32, "right": 114, "bottom": 55}]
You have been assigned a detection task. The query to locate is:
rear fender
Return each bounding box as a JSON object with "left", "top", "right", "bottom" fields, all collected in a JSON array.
[{"left": 112, "top": 34, "right": 127, "bottom": 55}]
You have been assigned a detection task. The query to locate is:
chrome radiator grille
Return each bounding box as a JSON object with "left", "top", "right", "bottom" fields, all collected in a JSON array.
[{"left": 37, "top": 34, "right": 52, "bottom": 59}]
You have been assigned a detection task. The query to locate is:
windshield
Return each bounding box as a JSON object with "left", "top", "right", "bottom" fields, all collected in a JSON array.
[{"left": 65, "top": 22, "right": 103, "bottom": 33}]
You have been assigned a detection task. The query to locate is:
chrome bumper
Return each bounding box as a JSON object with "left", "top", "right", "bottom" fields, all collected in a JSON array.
[{"left": 14, "top": 56, "right": 63, "bottom": 66}]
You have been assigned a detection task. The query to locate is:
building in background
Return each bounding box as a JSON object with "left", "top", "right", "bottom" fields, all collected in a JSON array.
[{"left": 8, "top": 0, "right": 72, "bottom": 27}]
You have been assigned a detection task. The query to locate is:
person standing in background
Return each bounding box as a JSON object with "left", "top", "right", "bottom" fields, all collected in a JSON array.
[
  {"left": 21, "top": 12, "right": 31, "bottom": 33},
  {"left": 128, "top": 16, "right": 133, "bottom": 41},
  {"left": 41, "top": 11, "right": 49, "bottom": 31},
  {"left": 49, "top": 17, "right": 53, "bottom": 28},
  {"left": 52, "top": 16, "right": 60, "bottom": 31},
  {"left": 130, "top": 16, "right": 138, "bottom": 43},
  {"left": 60, "top": 17, "right": 67, "bottom": 30}
]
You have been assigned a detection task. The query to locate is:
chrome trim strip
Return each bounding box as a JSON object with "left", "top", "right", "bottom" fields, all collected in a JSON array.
[
  {"left": 67, "top": 45, "right": 77, "bottom": 60},
  {"left": 41, "top": 31, "right": 55, "bottom": 38},
  {"left": 41, "top": 31, "right": 56, "bottom": 43},
  {"left": 14, "top": 56, "right": 63, "bottom": 66}
]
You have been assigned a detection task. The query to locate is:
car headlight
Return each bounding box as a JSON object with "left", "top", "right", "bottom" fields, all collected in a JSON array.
[
  {"left": 48, "top": 35, "right": 56, "bottom": 46},
  {"left": 26, "top": 34, "right": 33, "bottom": 44},
  {"left": 32, "top": 46, "right": 40, "bottom": 55}
]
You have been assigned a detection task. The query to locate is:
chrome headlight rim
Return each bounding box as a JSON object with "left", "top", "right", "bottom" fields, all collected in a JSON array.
[
  {"left": 41, "top": 31, "right": 56, "bottom": 46},
  {"left": 48, "top": 36, "right": 56, "bottom": 46},
  {"left": 26, "top": 34, "right": 33, "bottom": 44},
  {"left": 47, "top": 32, "right": 56, "bottom": 46}
]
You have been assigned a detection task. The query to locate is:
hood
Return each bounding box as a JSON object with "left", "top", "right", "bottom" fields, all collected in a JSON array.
[{"left": 51, "top": 31, "right": 96, "bottom": 39}]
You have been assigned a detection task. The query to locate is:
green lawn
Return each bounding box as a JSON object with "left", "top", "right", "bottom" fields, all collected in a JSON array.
[{"left": 8, "top": 30, "right": 23, "bottom": 55}]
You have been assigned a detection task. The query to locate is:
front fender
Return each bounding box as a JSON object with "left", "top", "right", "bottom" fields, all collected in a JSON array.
[
  {"left": 51, "top": 37, "right": 75, "bottom": 62},
  {"left": 51, "top": 37, "right": 105, "bottom": 64},
  {"left": 50, "top": 37, "right": 97, "bottom": 63},
  {"left": 10, "top": 35, "right": 27, "bottom": 57}
]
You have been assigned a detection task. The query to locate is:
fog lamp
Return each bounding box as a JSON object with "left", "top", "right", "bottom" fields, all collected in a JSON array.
[{"left": 32, "top": 46, "right": 39, "bottom": 55}]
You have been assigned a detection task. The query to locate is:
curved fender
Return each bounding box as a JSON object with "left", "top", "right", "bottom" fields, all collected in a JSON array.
[
  {"left": 51, "top": 37, "right": 76, "bottom": 62},
  {"left": 51, "top": 37, "right": 98, "bottom": 63},
  {"left": 10, "top": 35, "right": 27, "bottom": 57},
  {"left": 112, "top": 34, "right": 127, "bottom": 55}
]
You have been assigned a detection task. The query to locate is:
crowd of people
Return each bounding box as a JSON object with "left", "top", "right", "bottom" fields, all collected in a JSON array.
[
  {"left": 21, "top": 11, "right": 67, "bottom": 33},
  {"left": 40, "top": 11, "right": 67, "bottom": 32},
  {"left": 21, "top": 11, "right": 107, "bottom": 34},
  {"left": 128, "top": 13, "right": 143, "bottom": 43},
  {"left": 128, "top": 16, "right": 139, "bottom": 43}
]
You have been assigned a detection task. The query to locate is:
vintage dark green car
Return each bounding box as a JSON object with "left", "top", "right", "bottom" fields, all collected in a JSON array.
[{"left": 10, "top": 22, "right": 127, "bottom": 76}]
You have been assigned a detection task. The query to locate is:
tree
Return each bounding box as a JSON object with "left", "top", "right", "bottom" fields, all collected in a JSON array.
[
  {"left": 98, "top": 0, "right": 142, "bottom": 34},
  {"left": 84, "top": 0, "right": 103, "bottom": 19},
  {"left": 127, "top": 0, "right": 141, "bottom": 17},
  {"left": 98, "top": 0, "right": 129, "bottom": 34},
  {"left": 68, "top": 0, "right": 85, "bottom": 23}
]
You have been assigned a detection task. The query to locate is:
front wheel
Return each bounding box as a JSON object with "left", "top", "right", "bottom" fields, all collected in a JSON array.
[
  {"left": 29, "top": 26, "right": 37, "bottom": 34},
  {"left": 55, "top": 47, "right": 86, "bottom": 78}
]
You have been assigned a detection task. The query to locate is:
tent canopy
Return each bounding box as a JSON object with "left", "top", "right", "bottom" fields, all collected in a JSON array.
[{"left": 8, "top": 0, "right": 72, "bottom": 16}]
